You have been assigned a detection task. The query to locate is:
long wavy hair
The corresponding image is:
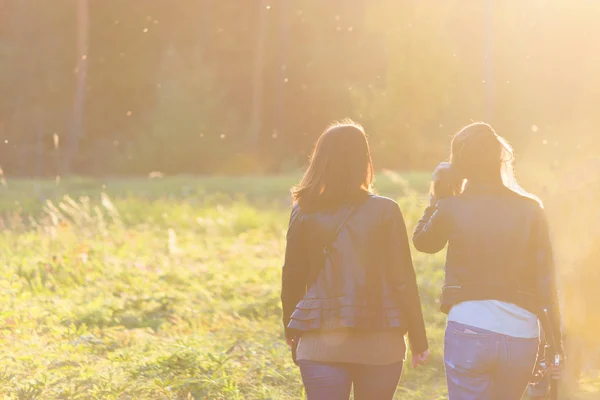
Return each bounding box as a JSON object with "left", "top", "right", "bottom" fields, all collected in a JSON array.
[
  {"left": 293, "top": 121, "right": 374, "bottom": 211},
  {"left": 433, "top": 122, "right": 538, "bottom": 202}
]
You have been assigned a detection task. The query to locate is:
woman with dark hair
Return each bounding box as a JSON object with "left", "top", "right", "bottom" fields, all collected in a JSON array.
[
  {"left": 281, "top": 121, "right": 430, "bottom": 400},
  {"left": 413, "top": 122, "right": 563, "bottom": 400}
]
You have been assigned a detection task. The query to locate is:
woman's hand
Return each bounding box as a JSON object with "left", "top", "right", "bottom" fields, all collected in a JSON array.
[
  {"left": 432, "top": 162, "right": 452, "bottom": 182},
  {"left": 430, "top": 162, "right": 456, "bottom": 203},
  {"left": 286, "top": 337, "right": 295, "bottom": 347},
  {"left": 412, "top": 349, "right": 430, "bottom": 368}
]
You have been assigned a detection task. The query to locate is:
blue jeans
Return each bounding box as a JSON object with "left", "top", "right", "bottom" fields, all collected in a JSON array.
[
  {"left": 298, "top": 360, "right": 403, "bottom": 400},
  {"left": 445, "top": 321, "right": 539, "bottom": 400}
]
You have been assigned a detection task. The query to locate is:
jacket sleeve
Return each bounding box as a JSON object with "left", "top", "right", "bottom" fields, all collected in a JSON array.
[
  {"left": 533, "top": 205, "right": 564, "bottom": 356},
  {"left": 387, "top": 202, "right": 429, "bottom": 354},
  {"left": 281, "top": 206, "right": 308, "bottom": 340},
  {"left": 412, "top": 202, "right": 450, "bottom": 254}
]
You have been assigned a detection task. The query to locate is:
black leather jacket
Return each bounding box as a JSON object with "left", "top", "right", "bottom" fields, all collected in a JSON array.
[
  {"left": 413, "top": 182, "right": 562, "bottom": 347},
  {"left": 281, "top": 195, "right": 429, "bottom": 354}
]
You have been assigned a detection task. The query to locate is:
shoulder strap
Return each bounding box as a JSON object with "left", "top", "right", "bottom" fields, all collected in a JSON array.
[
  {"left": 307, "top": 205, "right": 358, "bottom": 288},
  {"left": 323, "top": 206, "right": 357, "bottom": 256}
]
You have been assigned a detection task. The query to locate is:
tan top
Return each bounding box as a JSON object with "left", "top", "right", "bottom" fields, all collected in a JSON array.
[{"left": 296, "top": 329, "right": 407, "bottom": 365}]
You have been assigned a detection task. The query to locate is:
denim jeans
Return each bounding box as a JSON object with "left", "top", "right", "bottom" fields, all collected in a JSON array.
[
  {"left": 297, "top": 360, "right": 403, "bottom": 400},
  {"left": 445, "top": 321, "right": 539, "bottom": 400}
]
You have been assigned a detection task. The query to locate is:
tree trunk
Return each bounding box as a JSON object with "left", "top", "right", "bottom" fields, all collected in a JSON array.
[
  {"left": 62, "top": 0, "right": 89, "bottom": 176},
  {"left": 248, "top": 0, "right": 268, "bottom": 154}
]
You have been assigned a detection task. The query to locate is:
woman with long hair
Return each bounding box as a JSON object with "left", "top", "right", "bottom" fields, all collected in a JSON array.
[
  {"left": 413, "top": 122, "right": 563, "bottom": 399},
  {"left": 281, "top": 121, "right": 430, "bottom": 400}
]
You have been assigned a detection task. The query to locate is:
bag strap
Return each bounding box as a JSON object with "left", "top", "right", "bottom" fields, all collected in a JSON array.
[
  {"left": 307, "top": 205, "right": 357, "bottom": 288},
  {"left": 323, "top": 206, "right": 356, "bottom": 256}
]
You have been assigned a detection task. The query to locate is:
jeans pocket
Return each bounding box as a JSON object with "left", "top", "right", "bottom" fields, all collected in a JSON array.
[
  {"left": 507, "top": 337, "right": 538, "bottom": 370},
  {"left": 448, "top": 330, "right": 491, "bottom": 373}
]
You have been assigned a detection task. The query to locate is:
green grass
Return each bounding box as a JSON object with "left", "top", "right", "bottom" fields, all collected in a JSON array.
[{"left": 0, "top": 174, "right": 596, "bottom": 399}]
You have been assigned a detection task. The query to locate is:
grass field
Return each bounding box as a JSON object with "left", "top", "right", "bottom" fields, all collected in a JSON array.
[{"left": 0, "top": 174, "right": 597, "bottom": 399}]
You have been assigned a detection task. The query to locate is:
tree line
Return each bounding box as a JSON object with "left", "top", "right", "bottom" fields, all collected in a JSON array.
[{"left": 1, "top": 0, "right": 598, "bottom": 176}]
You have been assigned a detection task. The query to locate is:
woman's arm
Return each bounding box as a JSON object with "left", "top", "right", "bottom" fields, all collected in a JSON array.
[
  {"left": 387, "top": 202, "right": 429, "bottom": 354},
  {"left": 281, "top": 206, "right": 308, "bottom": 341},
  {"left": 412, "top": 201, "right": 451, "bottom": 254}
]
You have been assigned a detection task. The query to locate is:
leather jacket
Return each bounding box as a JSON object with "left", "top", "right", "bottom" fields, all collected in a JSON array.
[
  {"left": 281, "top": 195, "right": 429, "bottom": 354},
  {"left": 413, "top": 182, "right": 563, "bottom": 348}
]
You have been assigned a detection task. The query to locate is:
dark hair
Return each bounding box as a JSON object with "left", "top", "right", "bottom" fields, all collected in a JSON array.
[
  {"left": 433, "top": 122, "right": 537, "bottom": 202},
  {"left": 451, "top": 122, "right": 511, "bottom": 182},
  {"left": 293, "top": 121, "right": 374, "bottom": 211}
]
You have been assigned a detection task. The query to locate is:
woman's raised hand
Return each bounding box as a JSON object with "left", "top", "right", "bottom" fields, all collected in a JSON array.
[
  {"left": 412, "top": 349, "right": 431, "bottom": 368},
  {"left": 432, "top": 162, "right": 452, "bottom": 182}
]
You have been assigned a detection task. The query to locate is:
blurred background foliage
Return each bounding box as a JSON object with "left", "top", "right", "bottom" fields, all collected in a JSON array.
[{"left": 1, "top": 0, "right": 599, "bottom": 177}]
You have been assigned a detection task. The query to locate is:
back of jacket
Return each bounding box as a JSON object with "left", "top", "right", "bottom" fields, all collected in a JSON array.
[
  {"left": 281, "top": 195, "right": 429, "bottom": 354},
  {"left": 413, "top": 183, "right": 562, "bottom": 342}
]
